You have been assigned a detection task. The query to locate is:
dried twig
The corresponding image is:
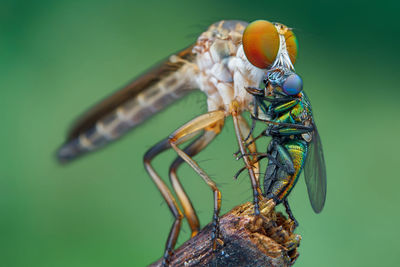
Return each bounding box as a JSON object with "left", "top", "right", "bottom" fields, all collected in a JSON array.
[{"left": 149, "top": 199, "right": 301, "bottom": 267}]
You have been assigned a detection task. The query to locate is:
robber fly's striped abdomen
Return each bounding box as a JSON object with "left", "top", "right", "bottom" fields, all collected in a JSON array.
[{"left": 57, "top": 49, "right": 197, "bottom": 162}]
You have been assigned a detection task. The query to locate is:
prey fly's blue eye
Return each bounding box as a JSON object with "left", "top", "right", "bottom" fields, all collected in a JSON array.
[{"left": 282, "top": 74, "right": 303, "bottom": 95}]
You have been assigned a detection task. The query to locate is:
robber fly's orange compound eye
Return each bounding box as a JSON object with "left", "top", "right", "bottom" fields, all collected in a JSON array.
[
  {"left": 284, "top": 29, "right": 298, "bottom": 65},
  {"left": 242, "top": 20, "right": 279, "bottom": 69}
]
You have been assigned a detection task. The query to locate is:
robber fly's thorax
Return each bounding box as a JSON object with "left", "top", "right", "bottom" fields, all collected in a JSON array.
[{"left": 192, "top": 21, "right": 264, "bottom": 113}]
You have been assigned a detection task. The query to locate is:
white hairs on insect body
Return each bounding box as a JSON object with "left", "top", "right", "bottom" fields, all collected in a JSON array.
[{"left": 271, "top": 25, "right": 295, "bottom": 72}]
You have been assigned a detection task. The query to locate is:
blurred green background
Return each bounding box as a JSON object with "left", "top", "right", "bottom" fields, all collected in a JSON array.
[{"left": 1, "top": 0, "right": 400, "bottom": 266}]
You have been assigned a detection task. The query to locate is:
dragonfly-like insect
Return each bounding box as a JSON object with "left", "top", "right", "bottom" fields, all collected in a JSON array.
[{"left": 57, "top": 19, "right": 326, "bottom": 266}]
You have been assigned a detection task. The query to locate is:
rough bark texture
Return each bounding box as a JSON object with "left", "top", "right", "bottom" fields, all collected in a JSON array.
[{"left": 149, "top": 199, "right": 301, "bottom": 267}]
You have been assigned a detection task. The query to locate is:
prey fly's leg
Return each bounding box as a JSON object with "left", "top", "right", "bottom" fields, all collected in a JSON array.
[
  {"left": 144, "top": 110, "right": 225, "bottom": 265},
  {"left": 265, "top": 140, "right": 296, "bottom": 202},
  {"left": 264, "top": 143, "right": 279, "bottom": 196},
  {"left": 265, "top": 140, "right": 308, "bottom": 209},
  {"left": 236, "top": 140, "right": 294, "bottom": 197},
  {"left": 168, "top": 110, "right": 225, "bottom": 251},
  {"left": 283, "top": 199, "right": 299, "bottom": 227},
  {"left": 233, "top": 131, "right": 265, "bottom": 159},
  {"left": 264, "top": 141, "right": 299, "bottom": 227},
  {"left": 234, "top": 154, "right": 269, "bottom": 180},
  {"left": 169, "top": 129, "right": 220, "bottom": 238},
  {"left": 267, "top": 125, "right": 313, "bottom": 136},
  {"left": 243, "top": 94, "right": 261, "bottom": 143}
]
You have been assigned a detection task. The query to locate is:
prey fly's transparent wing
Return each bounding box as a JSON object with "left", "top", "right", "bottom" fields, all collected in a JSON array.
[{"left": 304, "top": 123, "right": 327, "bottom": 213}]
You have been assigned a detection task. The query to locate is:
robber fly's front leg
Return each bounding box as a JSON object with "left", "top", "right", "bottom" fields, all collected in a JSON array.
[{"left": 231, "top": 101, "right": 264, "bottom": 215}]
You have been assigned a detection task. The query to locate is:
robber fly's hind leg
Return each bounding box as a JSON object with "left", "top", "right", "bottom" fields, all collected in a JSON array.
[
  {"left": 144, "top": 140, "right": 184, "bottom": 267},
  {"left": 169, "top": 130, "right": 219, "bottom": 238},
  {"left": 168, "top": 110, "right": 225, "bottom": 251},
  {"left": 144, "top": 110, "right": 225, "bottom": 266}
]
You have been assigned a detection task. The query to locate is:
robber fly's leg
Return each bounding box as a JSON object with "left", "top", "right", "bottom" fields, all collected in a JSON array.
[
  {"left": 231, "top": 103, "right": 263, "bottom": 215},
  {"left": 143, "top": 140, "right": 184, "bottom": 267},
  {"left": 168, "top": 110, "right": 225, "bottom": 251},
  {"left": 283, "top": 199, "right": 299, "bottom": 227},
  {"left": 169, "top": 129, "right": 219, "bottom": 238},
  {"left": 144, "top": 110, "right": 225, "bottom": 265},
  {"left": 237, "top": 115, "right": 260, "bottom": 182}
]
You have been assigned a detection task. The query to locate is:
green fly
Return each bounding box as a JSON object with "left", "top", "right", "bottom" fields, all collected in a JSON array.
[{"left": 238, "top": 20, "right": 327, "bottom": 226}]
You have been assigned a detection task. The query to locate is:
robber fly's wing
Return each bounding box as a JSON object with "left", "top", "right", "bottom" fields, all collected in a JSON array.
[
  {"left": 304, "top": 123, "right": 327, "bottom": 213},
  {"left": 58, "top": 45, "right": 198, "bottom": 162}
]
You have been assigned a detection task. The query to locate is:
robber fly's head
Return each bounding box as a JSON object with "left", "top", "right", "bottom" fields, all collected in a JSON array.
[
  {"left": 242, "top": 20, "right": 302, "bottom": 97},
  {"left": 242, "top": 20, "right": 298, "bottom": 71}
]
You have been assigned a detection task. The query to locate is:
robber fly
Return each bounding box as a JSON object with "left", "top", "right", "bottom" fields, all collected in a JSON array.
[{"left": 57, "top": 20, "right": 325, "bottom": 266}]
